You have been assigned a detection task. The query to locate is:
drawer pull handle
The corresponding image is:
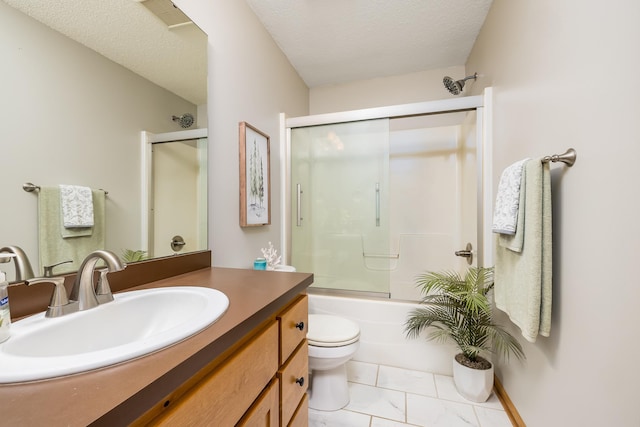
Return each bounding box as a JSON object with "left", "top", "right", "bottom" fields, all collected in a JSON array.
[
  {"left": 295, "top": 321, "right": 305, "bottom": 331},
  {"left": 295, "top": 377, "right": 305, "bottom": 387}
]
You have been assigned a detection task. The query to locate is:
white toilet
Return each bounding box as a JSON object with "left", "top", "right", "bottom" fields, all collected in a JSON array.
[{"left": 307, "top": 314, "right": 361, "bottom": 411}]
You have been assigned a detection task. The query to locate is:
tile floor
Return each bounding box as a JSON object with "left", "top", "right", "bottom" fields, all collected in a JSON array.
[{"left": 308, "top": 361, "right": 512, "bottom": 427}]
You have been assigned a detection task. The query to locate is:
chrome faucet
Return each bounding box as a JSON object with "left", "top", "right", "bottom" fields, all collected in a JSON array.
[
  {"left": 70, "top": 250, "right": 126, "bottom": 311},
  {"left": 0, "top": 246, "right": 35, "bottom": 281}
]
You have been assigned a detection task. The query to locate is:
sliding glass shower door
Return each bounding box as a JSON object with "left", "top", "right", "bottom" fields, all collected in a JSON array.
[
  {"left": 289, "top": 109, "right": 479, "bottom": 301},
  {"left": 291, "top": 119, "right": 391, "bottom": 296}
]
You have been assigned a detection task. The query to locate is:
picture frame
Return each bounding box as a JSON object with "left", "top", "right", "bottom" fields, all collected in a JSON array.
[{"left": 239, "top": 121, "right": 271, "bottom": 227}]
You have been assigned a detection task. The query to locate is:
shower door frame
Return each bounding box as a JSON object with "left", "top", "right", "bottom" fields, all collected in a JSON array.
[
  {"left": 280, "top": 87, "right": 494, "bottom": 275},
  {"left": 140, "top": 128, "right": 208, "bottom": 257}
]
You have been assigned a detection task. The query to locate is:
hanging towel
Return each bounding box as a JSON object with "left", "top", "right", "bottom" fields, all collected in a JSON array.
[
  {"left": 60, "top": 184, "right": 94, "bottom": 228},
  {"left": 39, "top": 187, "right": 105, "bottom": 274},
  {"left": 494, "top": 159, "right": 552, "bottom": 343},
  {"left": 492, "top": 158, "right": 529, "bottom": 235}
]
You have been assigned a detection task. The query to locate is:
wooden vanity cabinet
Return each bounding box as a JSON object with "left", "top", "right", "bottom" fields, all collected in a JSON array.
[{"left": 145, "top": 294, "right": 309, "bottom": 427}]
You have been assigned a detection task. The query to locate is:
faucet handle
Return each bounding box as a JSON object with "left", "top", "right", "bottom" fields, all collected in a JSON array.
[
  {"left": 95, "top": 268, "right": 114, "bottom": 304},
  {"left": 43, "top": 260, "right": 73, "bottom": 277},
  {"left": 25, "top": 277, "right": 78, "bottom": 318},
  {"left": 0, "top": 254, "right": 15, "bottom": 264}
]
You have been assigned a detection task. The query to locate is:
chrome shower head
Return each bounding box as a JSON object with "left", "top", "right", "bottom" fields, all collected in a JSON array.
[
  {"left": 442, "top": 73, "right": 478, "bottom": 95},
  {"left": 172, "top": 113, "right": 195, "bottom": 128}
]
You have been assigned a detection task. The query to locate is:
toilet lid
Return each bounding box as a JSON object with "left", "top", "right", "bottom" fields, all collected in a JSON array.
[{"left": 307, "top": 314, "right": 360, "bottom": 347}]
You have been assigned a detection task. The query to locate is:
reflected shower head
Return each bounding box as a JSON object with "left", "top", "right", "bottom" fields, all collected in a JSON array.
[
  {"left": 442, "top": 73, "right": 478, "bottom": 95},
  {"left": 172, "top": 113, "right": 195, "bottom": 128}
]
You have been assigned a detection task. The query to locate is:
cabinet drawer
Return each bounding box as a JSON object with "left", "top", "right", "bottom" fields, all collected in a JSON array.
[
  {"left": 278, "top": 342, "right": 308, "bottom": 426},
  {"left": 277, "top": 295, "right": 308, "bottom": 365},
  {"left": 287, "top": 393, "right": 308, "bottom": 427},
  {"left": 152, "top": 321, "right": 279, "bottom": 426}
]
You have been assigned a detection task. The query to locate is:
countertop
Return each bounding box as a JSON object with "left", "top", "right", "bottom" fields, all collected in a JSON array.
[{"left": 0, "top": 267, "right": 313, "bottom": 426}]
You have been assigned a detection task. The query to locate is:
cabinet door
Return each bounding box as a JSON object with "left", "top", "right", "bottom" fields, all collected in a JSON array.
[
  {"left": 151, "top": 322, "right": 278, "bottom": 426},
  {"left": 278, "top": 342, "right": 308, "bottom": 426},
  {"left": 237, "top": 378, "right": 280, "bottom": 427},
  {"left": 287, "top": 394, "right": 309, "bottom": 427}
]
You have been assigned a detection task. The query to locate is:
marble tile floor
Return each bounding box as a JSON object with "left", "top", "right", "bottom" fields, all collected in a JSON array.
[{"left": 308, "top": 360, "right": 512, "bottom": 427}]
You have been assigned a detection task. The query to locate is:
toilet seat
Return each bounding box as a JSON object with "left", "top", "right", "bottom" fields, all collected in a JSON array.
[{"left": 308, "top": 314, "right": 360, "bottom": 347}]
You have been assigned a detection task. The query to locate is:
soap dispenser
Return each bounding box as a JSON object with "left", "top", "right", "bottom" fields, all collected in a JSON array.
[{"left": 0, "top": 270, "right": 10, "bottom": 343}]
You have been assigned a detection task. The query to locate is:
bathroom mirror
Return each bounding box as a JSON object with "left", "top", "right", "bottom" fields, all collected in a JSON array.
[{"left": 0, "top": 0, "right": 208, "bottom": 282}]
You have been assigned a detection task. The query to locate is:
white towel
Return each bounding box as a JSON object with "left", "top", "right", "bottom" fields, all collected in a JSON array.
[
  {"left": 60, "top": 185, "right": 94, "bottom": 228},
  {"left": 492, "top": 158, "right": 529, "bottom": 235},
  {"left": 498, "top": 170, "right": 526, "bottom": 253},
  {"left": 494, "top": 159, "right": 552, "bottom": 343}
]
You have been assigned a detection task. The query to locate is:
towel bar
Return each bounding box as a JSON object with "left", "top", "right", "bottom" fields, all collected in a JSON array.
[
  {"left": 362, "top": 252, "right": 400, "bottom": 259},
  {"left": 542, "top": 148, "right": 576, "bottom": 167},
  {"left": 22, "top": 182, "right": 40, "bottom": 192},
  {"left": 23, "top": 182, "right": 109, "bottom": 195}
]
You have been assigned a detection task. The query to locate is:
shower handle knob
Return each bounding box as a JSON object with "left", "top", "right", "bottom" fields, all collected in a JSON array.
[
  {"left": 295, "top": 321, "right": 305, "bottom": 331},
  {"left": 455, "top": 243, "right": 474, "bottom": 265},
  {"left": 295, "top": 377, "right": 305, "bottom": 387},
  {"left": 171, "top": 235, "right": 186, "bottom": 252}
]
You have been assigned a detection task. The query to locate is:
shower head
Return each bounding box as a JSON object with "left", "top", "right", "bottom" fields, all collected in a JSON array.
[
  {"left": 442, "top": 73, "right": 478, "bottom": 95},
  {"left": 172, "top": 113, "right": 195, "bottom": 128}
]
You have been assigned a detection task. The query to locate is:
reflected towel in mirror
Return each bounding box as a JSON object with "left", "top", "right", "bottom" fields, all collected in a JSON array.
[
  {"left": 60, "top": 185, "right": 94, "bottom": 228},
  {"left": 38, "top": 187, "right": 105, "bottom": 275}
]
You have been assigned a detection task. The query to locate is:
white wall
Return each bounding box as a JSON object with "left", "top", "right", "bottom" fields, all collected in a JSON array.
[
  {"left": 310, "top": 66, "right": 466, "bottom": 114},
  {"left": 0, "top": 2, "right": 196, "bottom": 277},
  {"left": 467, "top": 1, "right": 640, "bottom": 426},
  {"left": 175, "top": 0, "right": 309, "bottom": 268}
]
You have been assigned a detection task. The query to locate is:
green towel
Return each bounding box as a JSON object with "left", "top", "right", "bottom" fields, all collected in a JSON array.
[
  {"left": 38, "top": 187, "right": 105, "bottom": 275},
  {"left": 494, "top": 159, "right": 552, "bottom": 343}
]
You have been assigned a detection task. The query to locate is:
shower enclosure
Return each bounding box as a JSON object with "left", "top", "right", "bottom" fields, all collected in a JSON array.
[{"left": 284, "top": 94, "right": 491, "bottom": 301}]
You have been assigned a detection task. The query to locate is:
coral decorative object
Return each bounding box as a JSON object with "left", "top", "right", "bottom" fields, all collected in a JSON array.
[{"left": 261, "top": 242, "right": 281, "bottom": 270}]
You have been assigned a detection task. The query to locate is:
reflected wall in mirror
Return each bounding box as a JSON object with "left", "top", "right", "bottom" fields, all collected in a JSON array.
[{"left": 0, "top": 0, "right": 208, "bottom": 282}]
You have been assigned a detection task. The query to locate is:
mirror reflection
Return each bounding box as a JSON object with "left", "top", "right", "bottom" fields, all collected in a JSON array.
[
  {"left": 147, "top": 132, "right": 208, "bottom": 259},
  {"left": 0, "top": 0, "right": 208, "bottom": 282}
]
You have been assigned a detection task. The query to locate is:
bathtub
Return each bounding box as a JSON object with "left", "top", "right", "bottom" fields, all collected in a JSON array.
[{"left": 308, "top": 293, "right": 457, "bottom": 375}]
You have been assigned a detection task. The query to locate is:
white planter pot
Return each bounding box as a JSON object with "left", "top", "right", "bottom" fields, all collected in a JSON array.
[{"left": 452, "top": 355, "right": 494, "bottom": 403}]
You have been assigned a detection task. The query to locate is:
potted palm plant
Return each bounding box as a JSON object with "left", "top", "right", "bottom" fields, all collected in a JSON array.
[{"left": 405, "top": 267, "right": 525, "bottom": 402}]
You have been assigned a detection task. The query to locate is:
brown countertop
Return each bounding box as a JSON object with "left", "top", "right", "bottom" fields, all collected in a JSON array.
[{"left": 0, "top": 267, "right": 313, "bottom": 426}]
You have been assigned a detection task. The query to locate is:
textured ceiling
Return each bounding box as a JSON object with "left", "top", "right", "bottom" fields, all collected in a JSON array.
[
  {"left": 5, "top": 0, "right": 493, "bottom": 103},
  {"left": 246, "top": 0, "right": 493, "bottom": 87},
  {"left": 3, "top": 0, "right": 207, "bottom": 105}
]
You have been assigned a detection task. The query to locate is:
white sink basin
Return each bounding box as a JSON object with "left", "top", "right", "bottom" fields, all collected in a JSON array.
[{"left": 0, "top": 286, "right": 229, "bottom": 383}]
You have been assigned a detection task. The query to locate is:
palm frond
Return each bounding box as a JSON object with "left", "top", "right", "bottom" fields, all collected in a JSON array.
[{"left": 121, "top": 249, "right": 148, "bottom": 263}]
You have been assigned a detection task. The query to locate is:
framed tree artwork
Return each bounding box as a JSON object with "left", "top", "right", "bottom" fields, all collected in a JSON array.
[{"left": 239, "top": 121, "right": 271, "bottom": 227}]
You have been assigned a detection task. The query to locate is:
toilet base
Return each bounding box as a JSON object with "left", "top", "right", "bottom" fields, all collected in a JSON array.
[{"left": 308, "top": 364, "right": 350, "bottom": 411}]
